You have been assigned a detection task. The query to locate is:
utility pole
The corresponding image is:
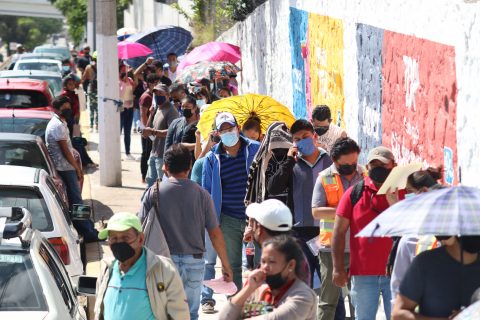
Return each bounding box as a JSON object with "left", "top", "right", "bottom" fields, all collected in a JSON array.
[
  {"left": 96, "top": 0, "right": 122, "bottom": 186},
  {"left": 87, "top": 0, "right": 95, "bottom": 49}
]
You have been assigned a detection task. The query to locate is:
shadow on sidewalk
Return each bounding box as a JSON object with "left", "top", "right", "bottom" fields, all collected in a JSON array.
[{"left": 86, "top": 199, "right": 115, "bottom": 222}]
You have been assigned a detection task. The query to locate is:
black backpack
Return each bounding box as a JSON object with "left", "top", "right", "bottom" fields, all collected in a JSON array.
[{"left": 349, "top": 178, "right": 365, "bottom": 207}]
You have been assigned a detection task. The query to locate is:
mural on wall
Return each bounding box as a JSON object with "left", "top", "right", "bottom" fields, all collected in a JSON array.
[
  {"left": 288, "top": 9, "right": 344, "bottom": 124},
  {"left": 356, "top": 24, "right": 458, "bottom": 184}
]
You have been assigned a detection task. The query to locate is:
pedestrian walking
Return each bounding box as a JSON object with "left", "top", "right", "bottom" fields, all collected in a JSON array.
[
  {"left": 311, "top": 105, "right": 347, "bottom": 154},
  {"left": 218, "top": 235, "right": 318, "bottom": 320},
  {"left": 164, "top": 96, "right": 200, "bottom": 154},
  {"left": 139, "top": 74, "right": 160, "bottom": 183},
  {"left": 142, "top": 84, "right": 179, "bottom": 187},
  {"left": 80, "top": 51, "right": 98, "bottom": 132},
  {"left": 119, "top": 63, "right": 138, "bottom": 160},
  {"left": 201, "top": 112, "right": 260, "bottom": 312},
  {"left": 332, "top": 146, "right": 399, "bottom": 320},
  {"left": 45, "top": 96, "right": 98, "bottom": 241},
  {"left": 94, "top": 212, "right": 190, "bottom": 320},
  {"left": 268, "top": 119, "right": 333, "bottom": 288},
  {"left": 311, "top": 137, "right": 365, "bottom": 320},
  {"left": 139, "top": 144, "right": 233, "bottom": 320}
]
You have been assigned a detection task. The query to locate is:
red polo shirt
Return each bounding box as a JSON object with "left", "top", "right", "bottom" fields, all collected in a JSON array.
[{"left": 337, "top": 177, "right": 402, "bottom": 276}]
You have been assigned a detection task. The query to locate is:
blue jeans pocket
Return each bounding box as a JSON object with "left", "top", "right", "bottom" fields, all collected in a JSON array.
[{"left": 186, "top": 267, "right": 204, "bottom": 289}]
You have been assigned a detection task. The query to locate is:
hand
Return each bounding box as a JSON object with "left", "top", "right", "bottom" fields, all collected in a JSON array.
[
  {"left": 146, "top": 57, "right": 154, "bottom": 65},
  {"left": 142, "top": 127, "right": 153, "bottom": 138},
  {"left": 246, "top": 269, "right": 266, "bottom": 290},
  {"left": 195, "top": 129, "right": 201, "bottom": 138},
  {"left": 222, "top": 264, "right": 233, "bottom": 283},
  {"left": 332, "top": 269, "right": 348, "bottom": 287},
  {"left": 243, "top": 226, "right": 254, "bottom": 242},
  {"left": 287, "top": 146, "right": 298, "bottom": 158},
  {"left": 75, "top": 167, "right": 83, "bottom": 180},
  {"left": 386, "top": 187, "right": 400, "bottom": 206}
]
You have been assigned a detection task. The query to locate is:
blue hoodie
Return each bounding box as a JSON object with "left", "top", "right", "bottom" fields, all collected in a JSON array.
[{"left": 201, "top": 136, "right": 260, "bottom": 219}]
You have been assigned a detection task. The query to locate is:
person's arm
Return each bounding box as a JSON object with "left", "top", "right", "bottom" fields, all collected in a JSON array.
[
  {"left": 164, "top": 121, "right": 176, "bottom": 152},
  {"left": 331, "top": 214, "right": 350, "bottom": 287},
  {"left": 80, "top": 65, "right": 90, "bottom": 83},
  {"left": 140, "top": 105, "right": 149, "bottom": 126},
  {"left": 311, "top": 176, "right": 336, "bottom": 220},
  {"left": 392, "top": 294, "right": 448, "bottom": 320},
  {"left": 58, "top": 140, "right": 82, "bottom": 179},
  {"left": 201, "top": 154, "right": 213, "bottom": 193},
  {"left": 180, "top": 142, "right": 196, "bottom": 151},
  {"left": 267, "top": 146, "right": 297, "bottom": 196},
  {"left": 208, "top": 227, "right": 233, "bottom": 282},
  {"left": 138, "top": 187, "right": 153, "bottom": 223},
  {"left": 134, "top": 57, "right": 154, "bottom": 79},
  {"left": 142, "top": 127, "right": 168, "bottom": 138}
]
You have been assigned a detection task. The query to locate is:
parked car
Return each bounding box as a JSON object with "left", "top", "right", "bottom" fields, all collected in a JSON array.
[
  {"left": 13, "top": 59, "right": 62, "bottom": 74},
  {"left": 33, "top": 45, "right": 71, "bottom": 61},
  {"left": 0, "top": 207, "right": 89, "bottom": 319},
  {"left": 0, "top": 165, "right": 85, "bottom": 281},
  {"left": 0, "top": 78, "right": 53, "bottom": 110},
  {"left": 18, "top": 52, "right": 64, "bottom": 62},
  {"left": 0, "top": 133, "right": 69, "bottom": 203},
  {"left": 0, "top": 70, "right": 63, "bottom": 95}
]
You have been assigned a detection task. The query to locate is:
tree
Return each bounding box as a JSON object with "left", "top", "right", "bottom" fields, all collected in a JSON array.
[
  {"left": 49, "top": 0, "right": 132, "bottom": 46},
  {"left": 0, "top": 16, "right": 63, "bottom": 53}
]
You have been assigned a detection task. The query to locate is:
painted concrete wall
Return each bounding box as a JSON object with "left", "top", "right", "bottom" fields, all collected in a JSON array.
[
  {"left": 123, "top": 0, "right": 192, "bottom": 32},
  {"left": 218, "top": 0, "right": 480, "bottom": 186}
]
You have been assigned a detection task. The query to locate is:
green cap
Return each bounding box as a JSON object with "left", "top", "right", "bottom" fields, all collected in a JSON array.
[{"left": 98, "top": 212, "right": 142, "bottom": 240}]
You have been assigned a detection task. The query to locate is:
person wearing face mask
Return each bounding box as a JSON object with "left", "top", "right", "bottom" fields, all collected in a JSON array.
[
  {"left": 94, "top": 212, "right": 190, "bottom": 320},
  {"left": 332, "top": 146, "right": 400, "bottom": 320},
  {"left": 311, "top": 137, "right": 365, "bottom": 320},
  {"left": 80, "top": 52, "right": 98, "bottom": 132},
  {"left": 142, "top": 84, "right": 179, "bottom": 188},
  {"left": 45, "top": 96, "right": 98, "bottom": 242},
  {"left": 166, "top": 52, "right": 178, "bottom": 81},
  {"left": 392, "top": 234, "right": 480, "bottom": 319},
  {"left": 311, "top": 105, "right": 347, "bottom": 154},
  {"left": 267, "top": 119, "right": 333, "bottom": 288},
  {"left": 60, "top": 76, "right": 80, "bottom": 138},
  {"left": 201, "top": 112, "right": 260, "bottom": 312},
  {"left": 164, "top": 96, "right": 200, "bottom": 158},
  {"left": 119, "top": 64, "right": 138, "bottom": 160},
  {"left": 218, "top": 235, "right": 318, "bottom": 320}
]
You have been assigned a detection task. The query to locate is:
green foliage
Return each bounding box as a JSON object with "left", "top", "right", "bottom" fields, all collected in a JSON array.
[
  {"left": 0, "top": 16, "right": 63, "bottom": 52},
  {"left": 50, "top": 0, "right": 132, "bottom": 46}
]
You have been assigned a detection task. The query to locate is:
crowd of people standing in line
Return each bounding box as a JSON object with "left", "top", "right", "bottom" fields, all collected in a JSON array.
[{"left": 52, "top": 52, "right": 480, "bottom": 320}]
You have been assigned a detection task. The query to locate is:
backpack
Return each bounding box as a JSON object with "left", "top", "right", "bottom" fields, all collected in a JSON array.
[
  {"left": 142, "top": 180, "right": 170, "bottom": 257},
  {"left": 349, "top": 178, "right": 365, "bottom": 207}
]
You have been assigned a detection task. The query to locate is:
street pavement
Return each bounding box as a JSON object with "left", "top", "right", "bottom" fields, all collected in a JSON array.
[{"left": 80, "top": 110, "right": 387, "bottom": 320}]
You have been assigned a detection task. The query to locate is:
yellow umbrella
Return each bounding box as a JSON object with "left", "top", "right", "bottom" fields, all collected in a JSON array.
[{"left": 197, "top": 93, "right": 296, "bottom": 139}]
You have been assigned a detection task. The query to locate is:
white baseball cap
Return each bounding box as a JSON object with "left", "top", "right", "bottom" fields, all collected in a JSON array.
[
  {"left": 246, "top": 199, "right": 292, "bottom": 232},
  {"left": 215, "top": 112, "right": 236, "bottom": 130}
]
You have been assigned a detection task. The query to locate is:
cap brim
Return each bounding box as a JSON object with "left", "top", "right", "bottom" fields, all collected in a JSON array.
[
  {"left": 216, "top": 121, "right": 236, "bottom": 130},
  {"left": 246, "top": 203, "right": 261, "bottom": 220},
  {"left": 368, "top": 156, "right": 391, "bottom": 164},
  {"left": 98, "top": 223, "right": 133, "bottom": 240}
]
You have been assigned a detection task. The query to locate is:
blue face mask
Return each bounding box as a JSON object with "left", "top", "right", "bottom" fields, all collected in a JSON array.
[
  {"left": 296, "top": 137, "right": 316, "bottom": 156},
  {"left": 155, "top": 95, "right": 166, "bottom": 106},
  {"left": 62, "top": 66, "right": 71, "bottom": 72},
  {"left": 220, "top": 127, "right": 239, "bottom": 147},
  {"left": 405, "top": 193, "right": 417, "bottom": 200},
  {"left": 196, "top": 99, "right": 206, "bottom": 107}
]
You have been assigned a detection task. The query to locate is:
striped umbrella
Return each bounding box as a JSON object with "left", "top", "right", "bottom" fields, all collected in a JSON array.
[{"left": 357, "top": 186, "right": 480, "bottom": 237}]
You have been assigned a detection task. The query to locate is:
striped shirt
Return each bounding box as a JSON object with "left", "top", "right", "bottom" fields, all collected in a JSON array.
[{"left": 220, "top": 143, "right": 248, "bottom": 219}]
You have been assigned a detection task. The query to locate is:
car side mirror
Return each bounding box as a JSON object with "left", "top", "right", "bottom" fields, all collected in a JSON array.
[
  {"left": 76, "top": 275, "right": 97, "bottom": 296},
  {"left": 72, "top": 204, "right": 91, "bottom": 221}
]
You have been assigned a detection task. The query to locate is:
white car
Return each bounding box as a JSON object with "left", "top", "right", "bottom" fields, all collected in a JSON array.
[
  {"left": 0, "top": 165, "right": 84, "bottom": 281},
  {"left": 0, "top": 207, "right": 88, "bottom": 319},
  {"left": 13, "top": 59, "right": 62, "bottom": 74}
]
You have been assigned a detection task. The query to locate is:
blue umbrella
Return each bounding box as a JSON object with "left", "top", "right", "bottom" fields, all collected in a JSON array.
[{"left": 125, "top": 25, "right": 192, "bottom": 66}]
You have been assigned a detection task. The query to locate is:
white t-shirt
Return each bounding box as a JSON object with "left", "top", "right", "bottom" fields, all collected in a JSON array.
[
  {"left": 168, "top": 68, "right": 177, "bottom": 82},
  {"left": 45, "top": 114, "right": 75, "bottom": 171},
  {"left": 317, "top": 123, "right": 345, "bottom": 154}
]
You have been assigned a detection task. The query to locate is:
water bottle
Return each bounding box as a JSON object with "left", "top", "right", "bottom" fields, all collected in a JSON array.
[{"left": 246, "top": 241, "right": 255, "bottom": 270}]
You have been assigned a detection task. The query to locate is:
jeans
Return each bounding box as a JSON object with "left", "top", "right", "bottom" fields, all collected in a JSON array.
[
  {"left": 220, "top": 213, "right": 247, "bottom": 291},
  {"left": 141, "top": 137, "right": 152, "bottom": 180},
  {"left": 120, "top": 107, "right": 134, "bottom": 154},
  {"left": 171, "top": 254, "right": 205, "bottom": 320},
  {"left": 133, "top": 108, "right": 140, "bottom": 129},
  {"left": 58, "top": 170, "right": 97, "bottom": 241},
  {"left": 145, "top": 155, "right": 164, "bottom": 188},
  {"left": 201, "top": 234, "right": 217, "bottom": 305},
  {"left": 350, "top": 275, "right": 391, "bottom": 320},
  {"left": 318, "top": 251, "right": 350, "bottom": 320}
]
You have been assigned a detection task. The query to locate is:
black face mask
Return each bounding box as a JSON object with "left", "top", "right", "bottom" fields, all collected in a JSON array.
[
  {"left": 110, "top": 242, "right": 136, "bottom": 262},
  {"left": 337, "top": 164, "right": 357, "bottom": 176},
  {"left": 459, "top": 236, "right": 480, "bottom": 254},
  {"left": 60, "top": 109, "right": 73, "bottom": 120},
  {"left": 182, "top": 109, "right": 193, "bottom": 118},
  {"left": 314, "top": 126, "right": 329, "bottom": 136},
  {"left": 368, "top": 167, "right": 391, "bottom": 184},
  {"left": 265, "top": 266, "right": 288, "bottom": 289}
]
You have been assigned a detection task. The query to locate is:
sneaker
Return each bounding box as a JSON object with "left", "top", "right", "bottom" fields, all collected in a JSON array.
[
  {"left": 201, "top": 302, "right": 215, "bottom": 314},
  {"left": 126, "top": 154, "right": 135, "bottom": 160}
]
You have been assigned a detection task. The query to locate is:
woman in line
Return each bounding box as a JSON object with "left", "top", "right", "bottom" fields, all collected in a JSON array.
[{"left": 219, "top": 235, "right": 317, "bottom": 320}]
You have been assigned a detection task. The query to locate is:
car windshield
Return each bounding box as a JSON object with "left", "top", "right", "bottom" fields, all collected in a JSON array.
[
  {"left": 34, "top": 48, "right": 69, "bottom": 60},
  {"left": 0, "top": 251, "right": 48, "bottom": 311},
  {"left": 0, "top": 118, "right": 50, "bottom": 140},
  {"left": 0, "top": 141, "right": 49, "bottom": 172},
  {"left": 0, "top": 187, "right": 53, "bottom": 232},
  {"left": 16, "top": 62, "right": 60, "bottom": 73},
  {"left": 0, "top": 90, "right": 49, "bottom": 108}
]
